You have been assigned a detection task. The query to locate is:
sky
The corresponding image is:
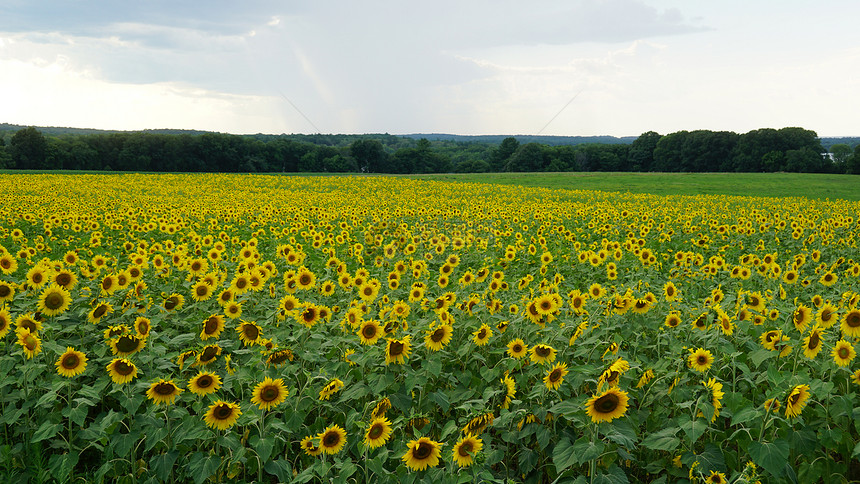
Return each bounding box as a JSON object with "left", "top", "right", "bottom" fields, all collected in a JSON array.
[{"left": 1, "top": 1, "right": 859, "bottom": 137}]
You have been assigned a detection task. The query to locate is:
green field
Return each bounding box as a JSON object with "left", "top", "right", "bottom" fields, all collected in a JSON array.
[{"left": 407, "top": 172, "right": 860, "bottom": 201}]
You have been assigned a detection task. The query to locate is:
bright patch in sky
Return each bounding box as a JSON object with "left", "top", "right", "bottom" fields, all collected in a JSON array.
[{"left": 1, "top": 1, "right": 858, "bottom": 136}]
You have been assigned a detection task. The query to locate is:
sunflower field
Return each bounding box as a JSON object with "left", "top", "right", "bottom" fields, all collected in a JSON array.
[{"left": 0, "top": 173, "right": 858, "bottom": 484}]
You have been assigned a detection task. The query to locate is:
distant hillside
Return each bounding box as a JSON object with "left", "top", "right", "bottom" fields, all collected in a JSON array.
[
  {"left": 400, "top": 133, "right": 638, "bottom": 145},
  {"left": 0, "top": 123, "right": 213, "bottom": 137}
]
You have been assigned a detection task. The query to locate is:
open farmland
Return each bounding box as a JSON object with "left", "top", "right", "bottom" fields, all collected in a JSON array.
[{"left": 0, "top": 173, "right": 858, "bottom": 483}]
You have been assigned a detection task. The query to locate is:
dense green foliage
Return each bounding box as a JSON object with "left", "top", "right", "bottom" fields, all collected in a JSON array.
[{"left": 0, "top": 125, "right": 857, "bottom": 174}]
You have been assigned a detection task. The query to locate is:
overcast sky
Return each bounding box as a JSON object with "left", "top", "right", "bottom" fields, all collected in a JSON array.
[{"left": 1, "top": 1, "right": 858, "bottom": 137}]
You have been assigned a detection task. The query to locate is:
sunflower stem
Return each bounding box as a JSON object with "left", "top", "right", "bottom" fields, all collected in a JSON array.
[{"left": 67, "top": 379, "right": 74, "bottom": 483}]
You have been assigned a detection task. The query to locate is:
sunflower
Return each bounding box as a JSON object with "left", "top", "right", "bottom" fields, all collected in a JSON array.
[
  {"left": 0, "top": 280, "right": 15, "bottom": 303},
  {"left": 688, "top": 348, "right": 714, "bottom": 372},
  {"left": 16, "top": 328, "right": 41, "bottom": 359},
  {"left": 636, "top": 369, "right": 655, "bottom": 388},
  {"left": 251, "top": 377, "right": 289, "bottom": 411},
  {"left": 462, "top": 413, "right": 494, "bottom": 435},
  {"left": 819, "top": 271, "right": 838, "bottom": 287},
  {"left": 852, "top": 369, "right": 860, "bottom": 387},
  {"left": 358, "top": 319, "right": 383, "bottom": 345},
  {"left": 87, "top": 302, "right": 113, "bottom": 324},
  {"left": 146, "top": 379, "right": 183, "bottom": 405},
  {"left": 224, "top": 301, "right": 242, "bottom": 319},
  {"left": 200, "top": 314, "right": 225, "bottom": 340},
  {"left": 163, "top": 293, "right": 185, "bottom": 312},
  {"left": 385, "top": 336, "right": 412, "bottom": 365},
  {"left": 452, "top": 433, "right": 483, "bottom": 468},
  {"left": 188, "top": 371, "right": 222, "bottom": 396},
  {"left": 100, "top": 274, "right": 119, "bottom": 295},
  {"left": 317, "top": 424, "right": 347, "bottom": 454},
  {"left": 585, "top": 388, "right": 629, "bottom": 423},
  {"left": 500, "top": 373, "right": 516, "bottom": 409},
  {"left": 110, "top": 334, "right": 145, "bottom": 357},
  {"left": 802, "top": 325, "right": 825, "bottom": 359},
  {"left": 0, "top": 254, "right": 17, "bottom": 274},
  {"left": 26, "top": 265, "right": 50, "bottom": 289},
  {"left": 782, "top": 384, "right": 811, "bottom": 419},
  {"left": 36, "top": 283, "right": 71, "bottom": 317},
  {"left": 816, "top": 303, "right": 839, "bottom": 328},
  {"left": 544, "top": 362, "right": 569, "bottom": 391},
  {"left": 530, "top": 344, "right": 556, "bottom": 365},
  {"left": 216, "top": 288, "right": 235, "bottom": 306},
  {"left": 236, "top": 320, "right": 262, "bottom": 346},
  {"left": 705, "top": 470, "right": 728, "bottom": 484},
  {"left": 56, "top": 347, "right": 87, "bottom": 378},
  {"left": 297, "top": 304, "right": 320, "bottom": 328},
  {"left": 702, "top": 378, "right": 724, "bottom": 422},
  {"left": 106, "top": 358, "right": 138, "bottom": 384},
  {"left": 319, "top": 378, "right": 344, "bottom": 400},
  {"left": 472, "top": 324, "right": 492, "bottom": 346},
  {"left": 745, "top": 291, "right": 766, "bottom": 312},
  {"left": 191, "top": 280, "right": 213, "bottom": 302},
  {"left": 791, "top": 304, "right": 814, "bottom": 333},
  {"left": 402, "top": 437, "right": 443, "bottom": 471},
  {"left": 371, "top": 397, "right": 392, "bottom": 419},
  {"left": 424, "top": 324, "right": 452, "bottom": 351},
  {"left": 840, "top": 309, "right": 860, "bottom": 338},
  {"left": 15, "top": 313, "right": 42, "bottom": 334},
  {"left": 266, "top": 348, "right": 295, "bottom": 367},
  {"left": 300, "top": 435, "right": 323, "bottom": 456},
  {"left": 664, "top": 312, "right": 682, "bottom": 328},
  {"left": 196, "top": 345, "right": 222, "bottom": 366},
  {"left": 0, "top": 308, "right": 11, "bottom": 338},
  {"left": 832, "top": 340, "right": 856, "bottom": 367},
  {"left": 53, "top": 269, "right": 77, "bottom": 290},
  {"left": 204, "top": 400, "right": 242, "bottom": 430},
  {"left": 134, "top": 317, "right": 151, "bottom": 338},
  {"left": 364, "top": 417, "right": 392, "bottom": 449}
]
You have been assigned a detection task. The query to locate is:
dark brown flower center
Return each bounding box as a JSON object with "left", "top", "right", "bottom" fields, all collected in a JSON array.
[
  {"left": 368, "top": 423, "right": 384, "bottom": 439},
  {"left": 43, "top": 291, "right": 64, "bottom": 310},
  {"left": 838, "top": 347, "right": 849, "bottom": 359},
  {"left": 154, "top": 382, "right": 176, "bottom": 395},
  {"left": 93, "top": 305, "right": 108, "bottom": 318},
  {"left": 242, "top": 324, "right": 259, "bottom": 340},
  {"left": 535, "top": 346, "right": 550, "bottom": 357},
  {"left": 389, "top": 341, "right": 404, "bottom": 356},
  {"left": 362, "top": 325, "right": 377, "bottom": 339},
  {"left": 697, "top": 355, "right": 708, "bottom": 365},
  {"left": 197, "top": 375, "right": 213, "bottom": 388},
  {"left": 846, "top": 311, "right": 860, "bottom": 328},
  {"left": 116, "top": 335, "right": 141, "bottom": 353},
  {"left": 201, "top": 346, "right": 219, "bottom": 361},
  {"left": 115, "top": 360, "right": 134, "bottom": 375},
  {"left": 431, "top": 328, "right": 446, "bottom": 343},
  {"left": 549, "top": 369, "right": 563, "bottom": 382},
  {"left": 204, "top": 317, "right": 220, "bottom": 334},
  {"left": 807, "top": 332, "right": 820, "bottom": 350},
  {"left": 414, "top": 441, "right": 432, "bottom": 459},
  {"left": 323, "top": 431, "right": 340, "bottom": 447},
  {"left": 215, "top": 405, "right": 232, "bottom": 419},
  {"left": 595, "top": 393, "right": 619, "bottom": 413},
  {"left": 458, "top": 441, "right": 473, "bottom": 457},
  {"left": 62, "top": 354, "right": 79, "bottom": 369},
  {"left": 164, "top": 297, "right": 178, "bottom": 310},
  {"left": 261, "top": 386, "right": 279, "bottom": 401}
]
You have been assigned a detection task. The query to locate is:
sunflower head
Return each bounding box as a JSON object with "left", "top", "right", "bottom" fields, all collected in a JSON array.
[
  {"left": 251, "top": 377, "right": 289, "bottom": 411},
  {"left": 188, "top": 371, "right": 222, "bottom": 396},
  {"left": 204, "top": 400, "right": 242, "bottom": 430},
  {"left": 107, "top": 358, "right": 138, "bottom": 384},
  {"left": 402, "top": 437, "right": 443, "bottom": 471},
  {"left": 146, "top": 379, "right": 183, "bottom": 405},
  {"left": 452, "top": 434, "right": 483, "bottom": 468},
  {"left": 318, "top": 424, "right": 347, "bottom": 454},
  {"left": 585, "top": 388, "right": 630, "bottom": 423},
  {"left": 56, "top": 347, "right": 87, "bottom": 378}
]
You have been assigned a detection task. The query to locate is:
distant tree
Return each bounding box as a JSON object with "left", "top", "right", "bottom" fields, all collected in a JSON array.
[
  {"left": 847, "top": 145, "right": 860, "bottom": 174},
  {"left": 350, "top": 139, "right": 389, "bottom": 173},
  {"left": 0, "top": 138, "right": 12, "bottom": 169},
  {"left": 784, "top": 148, "right": 825, "bottom": 172},
  {"left": 490, "top": 137, "right": 519, "bottom": 171},
  {"left": 9, "top": 127, "right": 48, "bottom": 169},
  {"left": 652, "top": 131, "right": 688, "bottom": 172},
  {"left": 505, "top": 143, "right": 545, "bottom": 172},
  {"left": 829, "top": 144, "right": 852, "bottom": 173},
  {"left": 628, "top": 131, "right": 661, "bottom": 171}
]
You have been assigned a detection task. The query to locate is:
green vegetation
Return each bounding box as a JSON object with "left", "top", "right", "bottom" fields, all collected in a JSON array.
[
  {"left": 408, "top": 172, "right": 860, "bottom": 201},
  {"left": 1, "top": 124, "right": 859, "bottom": 175}
]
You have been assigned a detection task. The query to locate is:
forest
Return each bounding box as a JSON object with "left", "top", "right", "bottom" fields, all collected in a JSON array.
[{"left": 0, "top": 124, "right": 858, "bottom": 174}]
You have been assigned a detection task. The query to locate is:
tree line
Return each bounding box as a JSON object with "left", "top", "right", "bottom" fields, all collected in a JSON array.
[{"left": 1, "top": 126, "right": 858, "bottom": 174}]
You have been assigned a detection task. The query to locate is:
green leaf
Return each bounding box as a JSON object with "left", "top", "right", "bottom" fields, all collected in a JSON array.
[
  {"left": 188, "top": 452, "right": 220, "bottom": 484},
  {"left": 750, "top": 349, "right": 774, "bottom": 368},
  {"left": 593, "top": 464, "right": 630, "bottom": 484},
  {"left": 552, "top": 437, "right": 578, "bottom": 473},
  {"left": 572, "top": 436, "right": 604, "bottom": 464},
  {"left": 264, "top": 460, "right": 292, "bottom": 481},
  {"left": 641, "top": 427, "right": 681, "bottom": 452},
  {"left": 32, "top": 421, "right": 61, "bottom": 442},
  {"left": 730, "top": 405, "right": 760, "bottom": 426},
  {"left": 605, "top": 420, "right": 638, "bottom": 448},
  {"left": 150, "top": 451, "right": 179, "bottom": 482},
  {"left": 36, "top": 390, "right": 58, "bottom": 408},
  {"left": 254, "top": 436, "right": 275, "bottom": 463},
  {"left": 749, "top": 440, "right": 789, "bottom": 478},
  {"left": 680, "top": 419, "right": 707, "bottom": 443},
  {"left": 70, "top": 403, "right": 89, "bottom": 427}
]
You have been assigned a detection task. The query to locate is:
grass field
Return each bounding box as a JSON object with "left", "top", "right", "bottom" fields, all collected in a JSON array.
[{"left": 407, "top": 172, "right": 860, "bottom": 201}]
